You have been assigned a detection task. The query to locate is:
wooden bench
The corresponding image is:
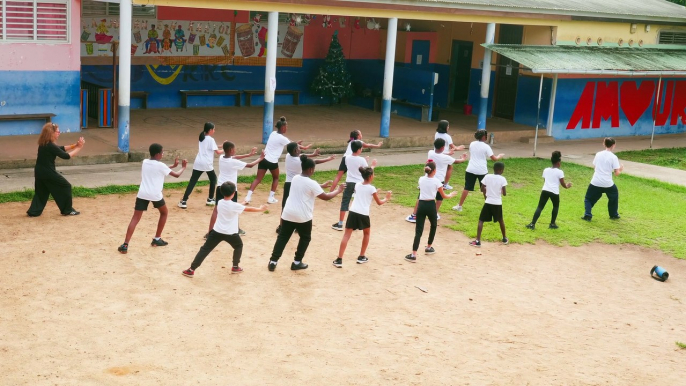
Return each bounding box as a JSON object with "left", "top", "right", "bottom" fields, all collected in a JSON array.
[
  {"left": 373, "top": 98, "right": 431, "bottom": 122},
  {"left": 130, "top": 91, "right": 149, "bottom": 109},
  {"left": 243, "top": 90, "right": 300, "bottom": 107},
  {"left": 0, "top": 113, "right": 56, "bottom": 123},
  {"left": 180, "top": 90, "right": 241, "bottom": 108}
]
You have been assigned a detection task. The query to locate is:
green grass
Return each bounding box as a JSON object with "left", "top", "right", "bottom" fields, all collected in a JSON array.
[
  {"left": 616, "top": 147, "right": 686, "bottom": 171},
  {"left": 676, "top": 341, "right": 686, "bottom": 349},
  {"left": 3, "top": 159, "right": 686, "bottom": 259}
]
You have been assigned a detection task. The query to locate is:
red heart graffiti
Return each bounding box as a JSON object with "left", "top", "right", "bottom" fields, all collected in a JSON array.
[{"left": 620, "top": 81, "right": 655, "bottom": 126}]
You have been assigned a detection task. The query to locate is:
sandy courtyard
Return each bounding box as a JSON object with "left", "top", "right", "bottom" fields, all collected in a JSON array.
[{"left": 1, "top": 185, "right": 685, "bottom": 385}]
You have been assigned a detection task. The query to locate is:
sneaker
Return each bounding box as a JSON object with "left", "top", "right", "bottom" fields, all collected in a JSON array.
[
  {"left": 549, "top": 223, "right": 559, "bottom": 229},
  {"left": 291, "top": 261, "right": 309, "bottom": 270},
  {"left": 117, "top": 243, "right": 128, "bottom": 254},
  {"left": 526, "top": 223, "right": 535, "bottom": 230},
  {"left": 206, "top": 198, "right": 216, "bottom": 206},
  {"left": 437, "top": 214, "right": 441, "bottom": 220},
  {"left": 178, "top": 200, "right": 187, "bottom": 209},
  {"left": 443, "top": 184, "right": 453, "bottom": 190},
  {"left": 268, "top": 260, "right": 277, "bottom": 272},
  {"left": 502, "top": 237, "right": 509, "bottom": 245},
  {"left": 275, "top": 225, "right": 281, "bottom": 234},
  {"left": 452, "top": 205, "right": 463, "bottom": 212},
  {"left": 469, "top": 240, "right": 481, "bottom": 247},
  {"left": 332, "top": 257, "right": 343, "bottom": 268},
  {"left": 151, "top": 238, "right": 169, "bottom": 247},
  {"left": 405, "top": 214, "right": 417, "bottom": 223},
  {"left": 182, "top": 268, "right": 194, "bottom": 278},
  {"left": 267, "top": 196, "right": 278, "bottom": 204},
  {"left": 62, "top": 210, "right": 80, "bottom": 216},
  {"left": 581, "top": 215, "right": 592, "bottom": 222},
  {"left": 610, "top": 215, "right": 621, "bottom": 220},
  {"left": 231, "top": 266, "right": 243, "bottom": 274},
  {"left": 331, "top": 222, "right": 343, "bottom": 231},
  {"left": 424, "top": 246, "right": 436, "bottom": 255},
  {"left": 404, "top": 254, "right": 417, "bottom": 263},
  {"left": 238, "top": 228, "right": 246, "bottom": 236},
  {"left": 356, "top": 256, "right": 369, "bottom": 264}
]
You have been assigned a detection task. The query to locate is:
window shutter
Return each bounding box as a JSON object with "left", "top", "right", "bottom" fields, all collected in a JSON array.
[
  {"left": 36, "top": 1, "right": 67, "bottom": 41},
  {"left": 81, "top": 0, "right": 107, "bottom": 17},
  {"left": 81, "top": 1, "right": 156, "bottom": 17},
  {"left": 659, "top": 31, "right": 686, "bottom": 45},
  {"left": 4, "top": 1, "right": 34, "bottom": 40}
]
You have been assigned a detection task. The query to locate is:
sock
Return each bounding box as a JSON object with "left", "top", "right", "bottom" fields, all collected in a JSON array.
[
  {"left": 338, "top": 221, "right": 343, "bottom": 226},
  {"left": 293, "top": 260, "right": 300, "bottom": 265},
  {"left": 269, "top": 191, "right": 275, "bottom": 198},
  {"left": 246, "top": 191, "right": 253, "bottom": 199},
  {"left": 269, "top": 260, "right": 277, "bottom": 265},
  {"left": 154, "top": 237, "right": 160, "bottom": 241}
]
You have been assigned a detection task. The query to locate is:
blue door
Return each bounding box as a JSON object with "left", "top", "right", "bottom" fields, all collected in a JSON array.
[{"left": 411, "top": 40, "right": 430, "bottom": 69}]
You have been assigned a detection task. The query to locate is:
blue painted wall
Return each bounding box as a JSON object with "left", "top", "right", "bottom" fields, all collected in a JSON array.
[
  {"left": 467, "top": 69, "right": 495, "bottom": 118},
  {"left": 513, "top": 75, "right": 552, "bottom": 128},
  {"left": 551, "top": 78, "right": 686, "bottom": 140},
  {"left": 0, "top": 71, "right": 81, "bottom": 136}
]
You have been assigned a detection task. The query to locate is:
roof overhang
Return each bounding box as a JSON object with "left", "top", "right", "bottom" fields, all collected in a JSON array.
[{"left": 483, "top": 44, "right": 686, "bottom": 76}]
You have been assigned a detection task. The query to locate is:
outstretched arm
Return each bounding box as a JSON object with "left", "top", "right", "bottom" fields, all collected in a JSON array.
[
  {"left": 315, "top": 155, "right": 335, "bottom": 164},
  {"left": 234, "top": 147, "right": 258, "bottom": 160},
  {"left": 244, "top": 204, "right": 268, "bottom": 213},
  {"left": 560, "top": 178, "right": 572, "bottom": 189},
  {"left": 438, "top": 186, "right": 459, "bottom": 199},
  {"left": 303, "top": 148, "right": 321, "bottom": 158},
  {"left": 373, "top": 190, "right": 392, "bottom": 205},
  {"left": 490, "top": 153, "right": 505, "bottom": 161},
  {"left": 297, "top": 140, "right": 313, "bottom": 150},
  {"left": 169, "top": 159, "right": 188, "bottom": 178},
  {"left": 245, "top": 152, "right": 265, "bottom": 168},
  {"left": 453, "top": 153, "right": 469, "bottom": 164},
  {"left": 363, "top": 140, "right": 383, "bottom": 149},
  {"left": 317, "top": 184, "right": 345, "bottom": 201}
]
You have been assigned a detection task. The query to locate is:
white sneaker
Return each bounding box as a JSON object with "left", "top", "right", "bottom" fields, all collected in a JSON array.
[
  {"left": 452, "top": 205, "right": 463, "bottom": 212},
  {"left": 443, "top": 184, "right": 453, "bottom": 190},
  {"left": 406, "top": 214, "right": 416, "bottom": 223},
  {"left": 437, "top": 214, "right": 441, "bottom": 220},
  {"left": 206, "top": 198, "right": 216, "bottom": 206},
  {"left": 178, "top": 200, "right": 187, "bottom": 209},
  {"left": 267, "top": 196, "right": 278, "bottom": 204}
]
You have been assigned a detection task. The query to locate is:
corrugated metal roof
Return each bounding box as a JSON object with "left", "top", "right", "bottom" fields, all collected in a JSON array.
[{"left": 482, "top": 44, "right": 686, "bottom": 75}]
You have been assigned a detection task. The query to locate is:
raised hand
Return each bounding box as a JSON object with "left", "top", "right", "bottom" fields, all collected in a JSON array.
[
  {"left": 461, "top": 153, "right": 469, "bottom": 160},
  {"left": 321, "top": 180, "right": 333, "bottom": 189},
  {"left": 385, "top": 190, "right": 393, "bottom": 200},
  {"left": 336, "top": 184, "right": 345, "bottom": 193},
  {"left": 249, "top": 147, "right": 257, "bottom": 155},
  {"left": 497, "top": 153, "right": 505, "bottom": 159},
  {"left": 377, "top": 140, "right": 384, "bottom": 147},
  {"left": 313, "top": 148, "right": 321, "bottom": 156},
  {"left": 171, "top": 156, "right": 179, "bottom": 168},
  {"left": 181, "top": 159, "right": 188, "bottom": 168},
  {"left": 371, "top": 159, "right": 378, "bottom": 168}
]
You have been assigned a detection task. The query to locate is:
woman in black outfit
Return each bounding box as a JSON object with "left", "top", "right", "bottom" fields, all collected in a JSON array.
[{"left": 27, "top": 123, "right": 85, "bottom": 217}]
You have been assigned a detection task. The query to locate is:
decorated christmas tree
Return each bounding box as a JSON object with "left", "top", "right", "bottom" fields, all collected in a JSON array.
[{"left": 311, "top": 31, "right": 354, "bottom": 103}]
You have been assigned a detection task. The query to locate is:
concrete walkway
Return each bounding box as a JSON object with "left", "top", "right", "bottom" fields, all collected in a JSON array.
[{"left": 2, "top": 133, "right": 685, "bottom": 193}]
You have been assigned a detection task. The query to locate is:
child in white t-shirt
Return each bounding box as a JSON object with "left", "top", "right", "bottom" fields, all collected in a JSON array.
[
  {"left": 434, "top": 120, "right": 465, "bottom": 190},
  {"left": 206, "top": 141, "right": 264, "bottom": 238},
  {"left": 470, "top": 162, "right": 508, "bottom": 247},
  {"left": 332, "top": 140, "right": 378, "bottom": 231},
  {"left": 526, "top": 151, "right": 573, "bottom": 230},
  {"left": 454, "top": 129, "right": 504, "bottom": 212},
  {"left": 333, "top": 167, "right": 392, "bottom": 268},
  {"left": 182, "top": 182, "right": 267, "bottom": 277},
  {"left": 582, "top": 137, "right": 624, "bottom": 221},
  {"left": 330, "top": 129, "right": 383, "bottom": 192},
  {"left": 179, "top": 122, "right": 223, "bottom": 209},
  {"left": 118, "top": 143, "right": 187, "bottom": 254}
]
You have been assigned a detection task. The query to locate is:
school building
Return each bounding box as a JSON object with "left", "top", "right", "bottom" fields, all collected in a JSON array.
[{"left": 1, "top": 0, "right": 686, "bottom": 149}]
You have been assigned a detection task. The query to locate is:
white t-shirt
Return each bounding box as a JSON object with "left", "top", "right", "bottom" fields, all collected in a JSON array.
[
  {"left": 345, "top": 155, "right": 369, "bottom": 183},
  {"left": 137, "top": 159, "right": 172, "bottom": 201},
  {"left": 213, "top": 199, "right": 245, "bottom": 235},
  {"left": 591, "top": 150, "right": 620, "bottom": 188},
  {"left": 542, "top": 167, "right": 565, "bottom": 195},
  {"left": 285, "top": 154, "right": 302, "bottom": 183},
  {"left": 434, "top": 132, "right": 453, "bottom": 147},
  {"left": 217, "top": 156, "right": 246, "bottom": 185},
  {"left": 343, "top": 141, "right": 366, "bottom": 157},
  {"left": 428, "top": 149, "right": 455, "bottom": 183},
  {"left": 418, "top": 175, "right": 443, "bottom": 200},
  {"left": 281, "top": 175, "right": 325, "bottom": 223},
  {"left": 349, "top": 183, "right": 376, "bottom": 216},
  {"left": 264, "top": 131, "right": 290, "bottom": 163},
  {"left": 466, "top": 140, "right": 494, "bottom": 175},
  {"left": 193, "top": 136, "right": 218, "bottom": 172},
  {"left": 482, "top": 174, "right": 508, "bottom": 205}
]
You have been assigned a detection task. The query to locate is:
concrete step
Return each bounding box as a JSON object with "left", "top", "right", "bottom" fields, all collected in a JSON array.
[{"left": 520, "top": 136, "right": 555, "bottom": 144}]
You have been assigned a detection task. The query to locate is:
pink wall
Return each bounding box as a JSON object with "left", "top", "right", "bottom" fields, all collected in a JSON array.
[
  {"left": 157, "top": 7, "right": 249, "bottom": 23},
  {"left": 302, "top": 16, "right": 381, "bottom": 60},
  {"left": 0, "top": 0, "right": 80, "bottom": 71}
]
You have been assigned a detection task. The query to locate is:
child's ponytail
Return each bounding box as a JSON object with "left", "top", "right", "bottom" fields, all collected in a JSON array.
[
  {"left": 199, "top": 122, "right": 215, "bottom": 142},
  {"left": 424, "top": 160, "right": 436, "bottom": 174}
]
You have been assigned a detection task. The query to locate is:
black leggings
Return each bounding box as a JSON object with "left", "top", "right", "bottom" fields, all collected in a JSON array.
[
  {"left": 531, "top": 190, "right": 560, "bottom": 225},
  {"left": 27, "top": 171, "right": 74, "bottom": 216},
  {"left": 270, "top": 220, "right": 313, "bottom": 262},
  {"left": 413, "top": 200, "right": 437, "bottom": 251},
  {"left": 183, "top": 169, "right": 217, "bottom": 201},
  {"left": 190, "top": 230, "right": 243, "bottom": 269}
]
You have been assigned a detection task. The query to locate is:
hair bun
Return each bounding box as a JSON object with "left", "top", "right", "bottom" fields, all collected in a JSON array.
[
  {"left": 300, "top": 154, "right": 308, "bottom": 162},
  {"left": 280, "top": 116, "right": 287, "bottom": 122}
]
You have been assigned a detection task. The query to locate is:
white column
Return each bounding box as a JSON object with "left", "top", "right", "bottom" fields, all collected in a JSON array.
[
  {"left": 379, "top": 17, "right": 398, "bottom": 138},
  {"left": 533, "top": 74, "right": 544, "bottom": 157},
  {"left": 650, "top": 76, "right": 662, "bottom": 149},
  {"left": 262, "top": 11, "right": 279, "bottom": 144},
  {"left": 478, "top": 23, "right": 496, "bottom": 129},
  {"left": 546, "top": 73, "right": 558, "bottom": 137},
  {"left": 117, "top": 0, "right": 132, "bottom": 152}
]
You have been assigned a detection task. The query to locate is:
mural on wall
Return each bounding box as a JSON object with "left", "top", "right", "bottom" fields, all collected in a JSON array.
[
  {"left": 80, "top": 18, "right": 232, "bottom": 57},
  {"left": 234, "top": 13, "right": 304, "bottom": 59},
  {"left": 566, "top": 80, "right": 686, "bottom": 130}
]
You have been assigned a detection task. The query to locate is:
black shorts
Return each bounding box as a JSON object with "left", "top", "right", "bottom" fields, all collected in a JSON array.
[
  {"left": 337, "top": 156, "right": 347, "bottom": 172},
  {"left": 340, "top": 182, "right": 356, "bottom": 212},
  {"left": 345, "top": 211, "right": 371, "bottom": 230},
  {"left": 215, "top": 186, "right": 238, "bottom": 202},
  {"left": 465, "top": 172, "right": 486, "bottom": 191},
  {"left": 479, "top": 203, "right": 503, "bottom": 223},
  {"left": 135, "top": 197, "right": 165, "bottom": 211},
  {"left": 258, "top": 159, "right": 279, "bottom": 171}
]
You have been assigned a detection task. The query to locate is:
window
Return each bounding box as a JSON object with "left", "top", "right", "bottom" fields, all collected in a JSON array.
[
  {"left": 0, "top": 0, "right": 69, "bottom": 42},
  {"left": 81, "top": 0, "right": 156, "bottom": 18},
  {"left": 658, "top": 31, "right": 686, "bottom": 45}
]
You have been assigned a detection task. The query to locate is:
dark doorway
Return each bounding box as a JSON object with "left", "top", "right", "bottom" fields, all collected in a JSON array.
[
  {"left": 449, "top": 40, "right": 473, "bottom": 107},
  {"left": 493, "top": 24, "right": 523, "bottom": 120},
  {"left": 411, "top": 40, "right": 431, "bottom": 69}
]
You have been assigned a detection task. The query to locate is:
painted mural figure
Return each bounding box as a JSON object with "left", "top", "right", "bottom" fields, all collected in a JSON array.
[
  {"left": 207, "top": 33, "right": 217, "bottom": 48},
  {"left": 145, "top": 25, "right": 160, "bottom": 54},
  {"left": 161, "top": 24, "right": 173, "bottom": 53},
  {"left": 257, "top": 27, "right": 267, "bottom": 57},
  {"left": 174, "top": 25, "right": 186, "bottom": 52},
  {"left": 95, "top": 18, "right": 113, "bottom": 44}
]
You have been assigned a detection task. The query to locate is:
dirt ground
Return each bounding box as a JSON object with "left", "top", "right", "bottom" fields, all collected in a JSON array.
[{"left": 1, "top": 185, "right": 685, "bottom": 385}]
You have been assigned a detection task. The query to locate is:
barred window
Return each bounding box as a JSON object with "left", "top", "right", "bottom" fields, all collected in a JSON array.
[
  {"left": 81, "top": 0, "right": 156, "bottom": 18},
  {"left": 0, "top": 0, "right": 69, "bottom": 42},
  {"left": 658, "top": 31, "right": 686, "bottom": 45}
]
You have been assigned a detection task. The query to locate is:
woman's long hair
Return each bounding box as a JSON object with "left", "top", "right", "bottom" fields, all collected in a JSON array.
[{"left": 37, "top": 123, "right": 57, "bottom": 146}]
